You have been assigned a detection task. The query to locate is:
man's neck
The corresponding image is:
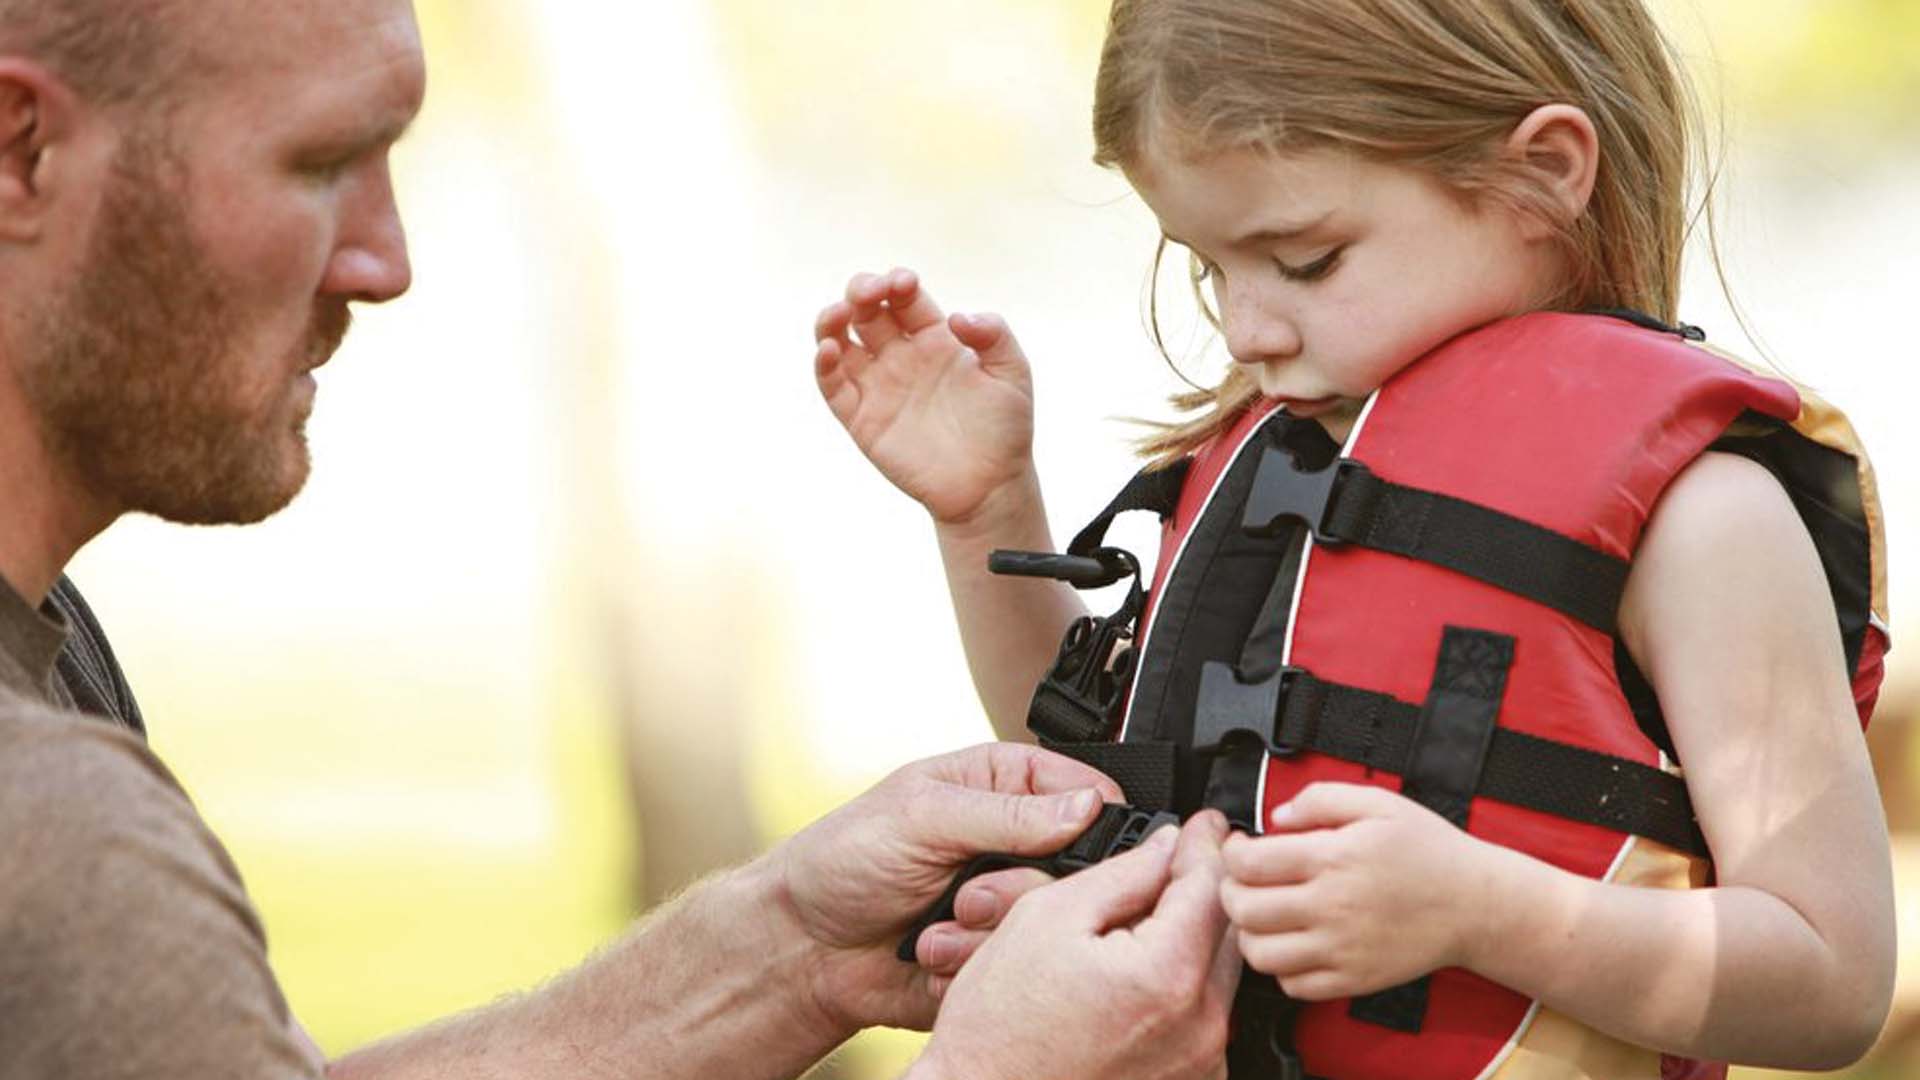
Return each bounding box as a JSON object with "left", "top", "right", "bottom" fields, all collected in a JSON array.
[{"left": 0, "top": 381, "right": 116, "bottom": 607}]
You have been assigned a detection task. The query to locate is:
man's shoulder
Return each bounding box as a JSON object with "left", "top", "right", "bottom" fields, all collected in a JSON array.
[
  {"left": 0, "top": 691, "right": 322, "bottom": 1079},
  {"left": 0, "top": 689, "right": 206, "bottom": 910}
]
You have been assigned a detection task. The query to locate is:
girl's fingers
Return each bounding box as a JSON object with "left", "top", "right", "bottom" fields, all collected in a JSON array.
[
  {"left": 949, "top": 311, "right": 1004, "bottom": 351},
  {"left": 885, "top": 267, "right": 947, "bottom": 335},
  {"left": 814, "top": 299, "right": 854, "bottom": 345},
  {"left": 846, "top": 272, "right": 905, "bottom": 352},
  {"left": 1218, "top": 878, "right": 1314, "bottom": 935},
  {"left": 815, "top": 339, "right": 866, "bottom": 423},
  {"left": 1237, "top": 928, "right": 1327, "bottom": 981},
  {"left": 1221, "top": 831, "right": 1324, "bottom": 887}
]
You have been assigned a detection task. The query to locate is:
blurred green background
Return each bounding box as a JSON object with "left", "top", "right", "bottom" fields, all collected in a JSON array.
[{"left": 65, "top": 1, "right": 1919, "bottom": 1076}]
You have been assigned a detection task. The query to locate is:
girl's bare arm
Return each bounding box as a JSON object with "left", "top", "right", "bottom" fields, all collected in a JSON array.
[{"left": 1463, "top": 450, "right": 1894, "bottom": 1067}]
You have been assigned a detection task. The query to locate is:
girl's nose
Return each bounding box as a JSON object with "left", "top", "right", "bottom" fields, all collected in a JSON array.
[{"left": 1222, "top": 291, "right": 1303, "bottom": 366}]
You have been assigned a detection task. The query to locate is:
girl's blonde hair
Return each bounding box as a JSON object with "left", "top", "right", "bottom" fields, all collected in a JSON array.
[{"left": 1092, "top": 0, "right": 1710, "bottom": 461}]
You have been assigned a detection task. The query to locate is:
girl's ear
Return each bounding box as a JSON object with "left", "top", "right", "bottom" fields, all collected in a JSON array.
[{"left": 1506, "top": 104, "right": 1599, "bottom": 240}]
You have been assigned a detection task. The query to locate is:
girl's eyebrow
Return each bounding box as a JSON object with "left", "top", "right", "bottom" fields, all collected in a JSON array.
[
  {"left": 1165, "top": 211, "right": 1333, "bottom": 253},
  {"left": 1231, "top": 211, "right": 1333, "bottom": 246}
]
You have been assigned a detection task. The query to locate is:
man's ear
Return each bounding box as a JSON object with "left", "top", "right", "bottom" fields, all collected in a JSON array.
[
  {"left": 0, "top": 59, "right": 82, "bottom": 244},
  {"left": 1505, "top": 103, "right": 1599, "bottom": 241}
]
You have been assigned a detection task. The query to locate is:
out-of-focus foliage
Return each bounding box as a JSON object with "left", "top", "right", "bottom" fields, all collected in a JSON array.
[{"left": 1691, "top": 0, "right": 1920, "bottom": 138}]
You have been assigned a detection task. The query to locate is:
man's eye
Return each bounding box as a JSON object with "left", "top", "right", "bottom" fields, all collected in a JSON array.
[
  {"left": 1273, "top": 247, "right": 1344, "bottom": 283},
  {"left": 295, "top": 155, "right": 352, "bottom": 182}
]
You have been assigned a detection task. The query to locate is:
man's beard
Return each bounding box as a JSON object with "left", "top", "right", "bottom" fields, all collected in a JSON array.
[{"left": 20, "top": 128, "right": 350, "bottom": 527}]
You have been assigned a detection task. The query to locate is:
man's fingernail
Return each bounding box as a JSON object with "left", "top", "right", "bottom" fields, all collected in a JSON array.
[
  {"left": 1058, "top": 789, "right": 1099, "bottom": 825},
  {"left": 922, "top": 931, "right": 955, "bottom": 969},
  {"left": 1270, "top": 802, "right": 1295, "bottom": 826},
  {"left": 1149, "top": 824, "right": 1179, "bottom": 850},
  {"left": 957, "top": 890, "right": 1000, "bottom": 926}
]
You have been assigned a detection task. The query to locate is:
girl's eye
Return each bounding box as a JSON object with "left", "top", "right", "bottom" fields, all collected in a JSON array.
[{"left": 1274, "top": 247, "right": 1345, "bottom": 283}]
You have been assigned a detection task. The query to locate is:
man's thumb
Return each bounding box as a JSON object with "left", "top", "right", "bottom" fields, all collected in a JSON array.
[
  {"left": 1043, "top": 825, "right": 1179, "bottom": 932},
  {"left": 934, "top": 786, "right": 1104, "bottom": 859}
]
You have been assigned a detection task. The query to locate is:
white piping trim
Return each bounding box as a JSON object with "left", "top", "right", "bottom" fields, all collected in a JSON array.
[
  {"left": 1257, "top": 391, "right": 1383, "bottom": 834},
  {"left": 1117, "top": 401, "right": 1287, "bottom": 741},
  {"left": 1469, "top": 999, "right": 1545, "bottom": 1080},
  {"left": 1870, "top": 611, "right": 1892, "bottom": 637}
]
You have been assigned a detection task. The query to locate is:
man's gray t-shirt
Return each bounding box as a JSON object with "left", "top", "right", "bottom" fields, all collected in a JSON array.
[{"left": 0, "top": 575, "right": 322, "bottom": 1079}]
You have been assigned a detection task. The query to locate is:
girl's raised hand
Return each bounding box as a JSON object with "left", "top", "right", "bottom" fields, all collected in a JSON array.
[{"left": 814, "top": 268, "right": 1036, "bottom": 527}]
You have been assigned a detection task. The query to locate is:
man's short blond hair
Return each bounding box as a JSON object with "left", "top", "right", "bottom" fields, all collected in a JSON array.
[{"left": 0, "top": 0, "right": 195, "bottom": 110}]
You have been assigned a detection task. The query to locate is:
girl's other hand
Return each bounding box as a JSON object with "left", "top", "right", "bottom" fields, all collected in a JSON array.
[
  {"left": 1219, "top": 782, "right": 1497, "bottom": 1001},
  {"left": 814, "top": 268, "right": 1037, "bottom": 527}
]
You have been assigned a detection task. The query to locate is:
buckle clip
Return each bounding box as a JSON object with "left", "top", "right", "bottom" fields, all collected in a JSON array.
[
  {"left": 1024, "top": 613, "right": 1134, "bottom": 743},
  {"left": 989, "top": 546, "right": 1137, "bottom": 589},
  {"left": 1193, "top": 661, "right": 1304, "bottom": 756},
  {"left": 1242, "top": 450, "right": 1369, "bottom": 545}
]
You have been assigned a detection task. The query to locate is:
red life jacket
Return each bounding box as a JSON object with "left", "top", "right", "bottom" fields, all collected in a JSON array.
[{"left": 1038, "top": 312, "right": 1888, "bottom": 1080}]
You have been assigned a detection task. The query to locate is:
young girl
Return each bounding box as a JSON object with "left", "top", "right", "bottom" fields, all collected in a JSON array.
[{"left": 812, "top": 1, "right": 1894, "bottom": 1076}]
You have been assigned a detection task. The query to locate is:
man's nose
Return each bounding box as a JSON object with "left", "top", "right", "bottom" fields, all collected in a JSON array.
[{"left": 323, "top": 162, "right": 413, "bottom": 304}]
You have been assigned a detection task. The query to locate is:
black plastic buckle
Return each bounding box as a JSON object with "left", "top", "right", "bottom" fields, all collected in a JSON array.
[
  {"left": 895, "top": 803, "right": 1180, "bottom": 962},
  {"left": 1024, "top": 613, "right": 1135, "bottom": 743},
  {"left": 1242, "top": 450, "right": 1369, "bottom": 544},
  {"left": 1192, "top": 661, "right": 1304, "bottom": 756}
]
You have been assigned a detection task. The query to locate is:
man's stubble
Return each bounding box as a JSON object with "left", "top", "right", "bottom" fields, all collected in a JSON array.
[{"left": 21, "top": 125, "right": 349, "bottom": 527}]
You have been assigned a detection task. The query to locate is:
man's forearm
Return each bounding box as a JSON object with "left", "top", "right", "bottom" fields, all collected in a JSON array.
[{"left": 330, "top": 857, "right": 850, "bottom": 1080}]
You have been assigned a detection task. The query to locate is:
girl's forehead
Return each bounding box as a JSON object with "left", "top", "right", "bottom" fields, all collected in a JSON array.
[{"left": 1129, "top": 144, "right": 1363, "bottom": 233}]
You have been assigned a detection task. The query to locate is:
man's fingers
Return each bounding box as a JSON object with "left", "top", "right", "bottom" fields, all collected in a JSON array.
[
  {"left": 921, "top": 742, "right": 1123, "bottom": 803},
  {"left": 917, "top": 783, "right": 1105, "bottom": 863},
  {"left": 1038, "top": 824, "right": 1178, "bottom": 933},
  {"left": 954, "top": 867, "right": 1055, "bottom": 928},
  {"left": 1138, "top": 813, "right": 1231, "bottom": 947},
  {"left": 1206, "top": 918, "right": 1245, "bottom": 1001},
  {"left": 915, "top": 923, "right": 991, "bottom": 976}
]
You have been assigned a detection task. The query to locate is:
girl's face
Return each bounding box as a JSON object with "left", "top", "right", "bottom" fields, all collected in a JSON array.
[{"left": 1129, "top": 143, "right": 1561, "bottom": 432}]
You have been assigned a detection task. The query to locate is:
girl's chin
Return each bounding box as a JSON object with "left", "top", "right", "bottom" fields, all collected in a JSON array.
[{"left": 1268, "top": 394, "right": 1339, "bottom": 416}]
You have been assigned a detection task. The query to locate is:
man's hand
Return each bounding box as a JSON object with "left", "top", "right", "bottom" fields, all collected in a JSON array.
[
  {"left": 769, "top": 741, "right": 1124, "bottom": 1034},
  {"left": 907, "top": 811, "right": 1240, "bottom": 1080}
]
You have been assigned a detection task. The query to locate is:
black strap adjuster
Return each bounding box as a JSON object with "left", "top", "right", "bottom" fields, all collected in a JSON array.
[
  {"left": 1193, "top": 660, "right": 1307, "bottom": 756},
  {"left": 1242, "top": 450, "right": 1368, "bottom": 544}
]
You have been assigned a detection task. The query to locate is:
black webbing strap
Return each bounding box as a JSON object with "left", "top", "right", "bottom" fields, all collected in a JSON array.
[
  {"left": 1273, "top": 669, "right": 1708, "bottom": 857},
  {"left": 1348, "top": 627, "right": 1516, "bottom": 1035},
  {"left": 1243, "top": 452, "right": 1629, "bottom": 635},
  {"left": 1227, "top": 969, "right": 1322, "bottom": 1079},
  {"left": 1067, "top": 459, "right": 1191, "bottom": 558},
  {"left": 1041, "top": 739, "right": 1179, "bottom": 812}
]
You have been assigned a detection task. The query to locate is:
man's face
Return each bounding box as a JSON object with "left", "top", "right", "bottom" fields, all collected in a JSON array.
[{"left": 21, "top": 0, "right": 425, "bottom": 526}]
